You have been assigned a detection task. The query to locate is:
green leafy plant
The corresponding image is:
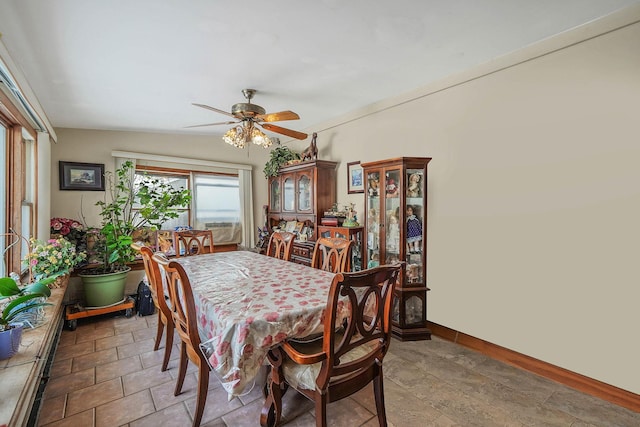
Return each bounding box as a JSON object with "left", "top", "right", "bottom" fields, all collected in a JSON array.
[
  {"left": 263, "top": 146, "right": 300, "bottom": 178},
  {"left": 0, "top": 276, "right": 53, "bottom": 331},
  {"left": 88, "top": 160, "right": 192, "bottom": 273}
]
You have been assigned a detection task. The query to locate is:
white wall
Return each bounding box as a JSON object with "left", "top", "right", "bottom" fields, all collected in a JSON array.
[
  {"left": 307, "top": 15, "right": 640, "bottom": 394},
  {"left": 50, "top": 12, "right": 640, "bottom": 394}
]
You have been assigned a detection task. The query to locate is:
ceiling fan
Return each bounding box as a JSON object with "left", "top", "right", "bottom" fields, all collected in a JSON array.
[{"left": 188, "top": 89, "right": 308, "bottom": 148}]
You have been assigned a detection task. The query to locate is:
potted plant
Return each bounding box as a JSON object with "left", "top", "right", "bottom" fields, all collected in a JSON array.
[
  {"left": 0, "top": 276, "right": 53, "bottom": 359},
  {"left": 79, "top": 160, "right": 191, "bottom": 307},
  {"left": 23, "top": 237, "right": 86, "bottom": 288},
  {"left": 263, "top": 146, "right": 300, "bottom": 178}
]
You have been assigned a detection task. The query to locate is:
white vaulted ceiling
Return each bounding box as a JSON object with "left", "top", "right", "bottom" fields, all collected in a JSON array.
[{"left": 0, "top": 0, "right": 637, "bottom": 139}]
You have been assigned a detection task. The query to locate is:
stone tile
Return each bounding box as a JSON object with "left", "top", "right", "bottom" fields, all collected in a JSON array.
[
  {"left": 44, "top": 367, "right": 95, "bottom": 399},
  {"left": 38, "top": 408, "right": 94, "bottom": 427},
  {"left": 220, "top": 398, "right": 264, "bottom": 427},
  {"left": 96, "top": 355, "right": 143, "bottom": 383},
  {"left": 76, "top": 326, "right": 114, "bottom": 343},
  {"left": 53, "top": 340, "right": 94, "bottom": 362},
  {"left": 56, "top": 330, "right": 76, "bottom": 348},
  {"left": 544, "top": 387, "right": 640, "bottom": 427},
  {"left": 95, "top": 331, "right": 134, "bottom": 350},
  {"left": 72, "top": 347, "right": 118, "bottom": 372},
  {"left": 184, "top": 382, "right": 243, "bottom": 425},
  {"left": 66, "top": 377, "right": 123, "bottom": 416},
  {"left": 49, "top": 357, "right": 72, "bottom": 379},
  {"left": 200, "top": 417, "right": 228, "bottom": 427},
  {"left": 114, "top": 317, "right": 152, "bottom": 335},
  {"left": 149, "top": 370, "right": 199, "bottom": 411},
  {"left": 473, "top": 356, "right": 562, "bottom": 402},
  {"left": 279, "top": 391, "right": 314, "bottom": 423},
  {"left": 95, "top": 389, "right": 156, "bottom": 427},
  {"left": 122, "top": 362, "right": 174, "bottom": 395},
  {"left": 322, "top": 397, "right": 375, "bottom": 426},
  {"left": 117, "top": 338, "right": 156, "bottom": 359},
  {"left": 132, "top": 323, "right": 157, "bottom": 342},
  {"left": 475, "top": 380, "right": 577, "bottom": 426},
  {"left": 130, "top": 402, "right": 193, "bottom": 427},
  {"left": 139, "top": 344, "right": 179, "bottom": 369},
  {"left": 37, "top": 393, "right": 66, "bottom": 425}
]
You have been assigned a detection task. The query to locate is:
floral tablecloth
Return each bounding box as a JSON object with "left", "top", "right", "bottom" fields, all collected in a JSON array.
[{"left": 173, "top": 251, "right": 337, "bottom": 397}]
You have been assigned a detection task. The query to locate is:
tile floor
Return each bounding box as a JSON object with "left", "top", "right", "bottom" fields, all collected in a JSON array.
[{"left": 36, "top": 312, "right": 639, "bottom": 427}]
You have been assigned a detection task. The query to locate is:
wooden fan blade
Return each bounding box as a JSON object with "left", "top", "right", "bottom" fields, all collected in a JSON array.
[
  {"left": 192, "top": 103, "right": 236, "bottom": 118},
  {"left": 184, "top": 121, "right": 238, "bottom": 128},
  {"left": 260, "top": 123, "right": 308, "bottom": 140},
  {"left": 256, "top": 110, "right": 300, "bottom": 122}
]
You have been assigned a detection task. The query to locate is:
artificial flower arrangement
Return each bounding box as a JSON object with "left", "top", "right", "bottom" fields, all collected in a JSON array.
[
  {"left": 50, "top": 217, "right": 86, "bottom": 247},
  {"left": 23, "top": 237, "right": 86, "bottom": 281}
]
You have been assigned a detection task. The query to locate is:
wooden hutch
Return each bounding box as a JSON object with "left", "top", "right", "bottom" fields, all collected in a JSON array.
[{"left": 267, "top": 160, "right": 338, "bottom": 266}]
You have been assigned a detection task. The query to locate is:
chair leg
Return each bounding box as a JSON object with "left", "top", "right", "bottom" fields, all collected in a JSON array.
[
  {"left": 373, "top": 368, "right": 388, "bottom": 427},
  {"left": 261, "top": 348, "right": 285, "bottom": 427},
  {"left": 192, "top": 361, "right": 210, "bottom": 427},
  {"left": 315, "top": 392, "right": 328, "bottom": 427},
  {"left": 153, "top": 312, "right": 164, "bottom": 351},
  {"left": 174, "top": 342, "right": 188, "bottom": 396},
  {"left": 161, "top": 321, "right": 174, "bottom": 372}
]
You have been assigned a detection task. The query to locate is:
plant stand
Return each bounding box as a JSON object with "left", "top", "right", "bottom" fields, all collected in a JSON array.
[{"left": 64, "top": 297, "right": 135, "bottom": 330}]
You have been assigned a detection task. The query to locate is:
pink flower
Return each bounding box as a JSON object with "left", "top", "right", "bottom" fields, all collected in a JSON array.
[
  {"left": 216, "top": 340, "right": 230, "bottom": 355},
  {"left": 264, "top": 312, "right": 279, "bottom": 321},
  {"left": 261, "top": 335, "right": 273, "bottom": 347}
]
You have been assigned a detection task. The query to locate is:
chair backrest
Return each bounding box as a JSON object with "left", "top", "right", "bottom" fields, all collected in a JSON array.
[
  {"left": 152, "top": 254, "right": 201, "bottom": 349},
  {"left": 317, "top": 263, "right": 403, "bottom": 390},
  {"left": 311, "top": 237, "right": 354, "bottom": 272},
  {"left": 266, "top": 232, "right": 295, "bottom": 261},
  {"left": 173, "top": 229, "right": 214, "bottom": 257},
  {"left": 131, "top": 243, "right": 171, "bottom": 317}
]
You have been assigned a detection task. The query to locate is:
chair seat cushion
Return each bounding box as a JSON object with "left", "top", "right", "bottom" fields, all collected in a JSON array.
[{"left": 282, "top": 338, "right": 378, "bottom": 390}]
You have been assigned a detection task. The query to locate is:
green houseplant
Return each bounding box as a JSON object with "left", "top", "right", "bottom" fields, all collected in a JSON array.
[
  {"left": 79, "top": 161, "right": 191, "bottom": 307},
  {"left": 263, "top": 146, "right": 300, "bottom": 178},
  {"left": 0, "top": 276, "right": 53, "bottom": 359}
]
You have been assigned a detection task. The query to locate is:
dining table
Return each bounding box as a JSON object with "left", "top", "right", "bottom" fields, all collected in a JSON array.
[{"left": 172, "top": 250, "right": 341, "bottom": 398}]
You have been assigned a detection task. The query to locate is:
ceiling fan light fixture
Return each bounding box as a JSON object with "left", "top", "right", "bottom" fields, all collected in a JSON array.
[
  {"left": 222, "top": 123, "right": 272, "bottom": 149},
  {"left": 223, "top": 126, "right": 246, "bottom": 148},
  {"left": 250, "top": 127, "right": 273, "bottom": 148}
]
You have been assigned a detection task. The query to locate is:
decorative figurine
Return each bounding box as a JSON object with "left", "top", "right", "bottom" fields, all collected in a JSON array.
[
  {"left": 301, "top": 132, "right": 318, "bottom": 161},
  {"left": 385, "top": 173, "right": 399, "bottom": 197},
  {"left": 406, "top": 205, "right": 422, "bottom": 253},
  {"left": 407, "top": 172, "right": 422, "bottom": 198},
  {"left": 368, "top": 176, "right": 379, "bottom": 196},
  {"left": 343, "top": 203, "right": 359, "bottom": 227},
  {"left": 367, "top": 252, "right": 379, "bottom": 269},
  {"left": 387, "top": 214, "right": 400, "bottom": 252}
]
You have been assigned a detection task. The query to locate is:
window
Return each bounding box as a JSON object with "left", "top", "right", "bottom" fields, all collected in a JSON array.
[
  {"left": 0, "top": 123, "right": 6, "bottom": 276},
  {"left": 193, "top": 174, "right": 241, "bottom": 244},
  {"left": 134, "top": 166, "right": 242, "bottom": 244}
]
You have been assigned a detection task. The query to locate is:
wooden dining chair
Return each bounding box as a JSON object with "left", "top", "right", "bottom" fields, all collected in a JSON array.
[
  {"left": 310, "top": 237, "right": 354, "bottom": 273},
  {"left": 152, "top": 254, "right": 210, "bottom": 427},
  {"left": 131, "top": 243, "right": 174, "bottom": 371},
  {"left": 265, "top": 231, "right": 295, "bottom": 261},
  {"left": 173, "top": 229, "right": 214, "bottom": 257},
  {"left": 261, "top": 263, "right": 404, "bottom": 427}
]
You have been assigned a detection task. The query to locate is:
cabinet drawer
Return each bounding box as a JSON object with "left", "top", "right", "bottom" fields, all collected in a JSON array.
[{"left": 292, "top": 246, "right": 311, "bottom": 257}]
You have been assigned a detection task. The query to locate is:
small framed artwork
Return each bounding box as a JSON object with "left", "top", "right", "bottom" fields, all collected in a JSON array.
[
  {"left": 347, "top": 161, "right": 364, "bottom": 194},
  {"left": 294, "top": 221, "right": 304, "bottom": 234},
  {"left": 59, "top": 161, "right": 105, "bottom": 191}
]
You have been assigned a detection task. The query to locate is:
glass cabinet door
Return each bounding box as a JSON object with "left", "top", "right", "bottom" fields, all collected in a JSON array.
[
  {"left": 384, "top": 168, "right": 401, "bottom": 265},
  {"left": 270, "top": 178, "right": 281, "bottom": 212},
  {"left": 297, "top": 173, "right": 312, "bottom": 212},
  {"left": 282, "top": 176, "right": 295, "bottom": 211},
  {"left": 366, "top": 171, "right": 381, "bottom": 268},
  {"left": 405, "top": 168, "right": 425, "bottom": 284}
]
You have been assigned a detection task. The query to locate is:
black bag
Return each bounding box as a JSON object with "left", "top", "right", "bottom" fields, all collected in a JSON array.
[{"left": 135, "top": 281, "right": 155, "bottom": 316}]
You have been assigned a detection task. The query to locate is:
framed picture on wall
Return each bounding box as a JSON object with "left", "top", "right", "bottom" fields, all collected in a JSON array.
[
  {"left": 59, "top": 161, "right": 105, "bottom": 191},
  {"left": 347, "top": 161, "right": 364, "bottom": 194}
]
